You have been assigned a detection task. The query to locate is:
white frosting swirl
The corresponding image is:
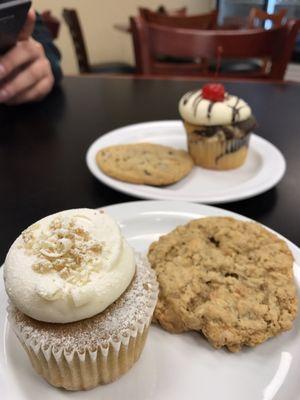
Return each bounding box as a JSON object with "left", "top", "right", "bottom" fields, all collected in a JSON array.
[
  {"left": 4, "top": 209, "right": 135, "bottom": 323},
  {"left": 179, "top": 89, "right": 252, "bottom": 126}
]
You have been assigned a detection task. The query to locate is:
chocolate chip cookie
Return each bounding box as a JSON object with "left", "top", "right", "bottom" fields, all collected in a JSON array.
[
  {"left": 96, "top": 143, "right": 193, "bottom": 186},
  {"left": 148, "top": 217, "right": 297, "bottom": 352}
]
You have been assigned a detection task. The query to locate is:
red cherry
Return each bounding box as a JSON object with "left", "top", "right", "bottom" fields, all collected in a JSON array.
[{"left": 202, "top": 83, "right": 225, "bottom": 102}]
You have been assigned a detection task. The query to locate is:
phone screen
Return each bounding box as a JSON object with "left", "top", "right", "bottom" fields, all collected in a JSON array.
[{"left": 0, "top": 0, "right": 31, "bottom": 54}]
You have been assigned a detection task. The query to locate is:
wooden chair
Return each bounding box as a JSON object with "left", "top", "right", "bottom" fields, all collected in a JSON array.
[
  {"left": 139, "top": 9, "right": 218, "bottom": 30},
  {"left": 62, "top": 8, "right": 134, "bottom": 74},
  {"left": 140, "top": 6, "right": 187, "bottom": 17},
  {"left": 247, "top": 8, "right": 288, "bottom": 73},
  {"left": 130, "top": 17, "right": 300, "bottom": 80},
  {"left": 247, "top": 7, "right": 287, "bottom": 29},
  {"left": 221, "top": 15, "right": 248, "bottom": 30},
  {"left": 41, "top": 10, "right": 60, "bottom": 39}
]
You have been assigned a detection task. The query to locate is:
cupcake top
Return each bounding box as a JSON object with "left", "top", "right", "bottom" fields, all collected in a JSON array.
[
  {"left": 179, "top": 83, "right": 252, "bottom": 126},
  {"left": 4, "top": 209, "right": 135, "bottom": 323},
  {"left": 10, "top": 254, "right": 158, "bottom": 353}
]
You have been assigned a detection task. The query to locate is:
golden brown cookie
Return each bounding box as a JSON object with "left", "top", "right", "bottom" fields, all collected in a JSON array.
[
  {"left": 96, "top": 143, "right": 194, "bottom": 186},
  {"left": 148, "top": 217, "right": 297, "bottom": 352}
]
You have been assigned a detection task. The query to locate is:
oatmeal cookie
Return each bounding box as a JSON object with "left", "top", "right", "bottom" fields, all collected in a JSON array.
[
  {"left": 96, "top": 143, "right": 193, "bottom": 186},
  {"left": 148, "top": 217, "right": 297, "bottom": 352}
]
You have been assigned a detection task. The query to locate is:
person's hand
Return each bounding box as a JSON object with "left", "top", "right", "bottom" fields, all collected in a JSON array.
[{"left": 0, "top": 8, "right": 55, "bottom": 105}]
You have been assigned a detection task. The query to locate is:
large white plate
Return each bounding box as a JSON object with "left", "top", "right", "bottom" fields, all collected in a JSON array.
[
  {"left": 86, "top": 120, "right": 286, "bottom": 204},
  {"left": 0, "top": 201, "right": 299, "bottom": 400}
]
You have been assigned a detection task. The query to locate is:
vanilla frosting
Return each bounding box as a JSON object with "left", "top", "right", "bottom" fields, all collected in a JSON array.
[
  {"left": 4, "top": 209, "right": 136, "bottom": 323},
  {"left": 179, "top": 89, "right": 252, "bottom": 126}
]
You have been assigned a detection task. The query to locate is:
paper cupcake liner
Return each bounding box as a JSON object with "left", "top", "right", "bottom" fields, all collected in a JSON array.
[
  {"left": 184, "top": 122, "right": 250, "bottom": 170},
  {"left": 8, "top": 254, "right": 158, "bottom": 391},
  {"left": 14, "top": 321, "right": 150, "bottom": 390}
]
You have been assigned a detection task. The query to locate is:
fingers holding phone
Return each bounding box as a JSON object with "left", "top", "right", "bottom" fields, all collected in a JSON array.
[
  {"left": 0, "top": 37, "right": 55, "bottom": 104},
  {"left": 0, "top": 5, "right": 55, "bottom": 104},
  {"left": 18, "top": 7, "right": 36, "bottom": 40}
]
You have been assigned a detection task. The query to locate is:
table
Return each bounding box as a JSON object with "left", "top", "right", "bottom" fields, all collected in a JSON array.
[{"left": 0, "top": 76, "right": 299, "bottom": 263}]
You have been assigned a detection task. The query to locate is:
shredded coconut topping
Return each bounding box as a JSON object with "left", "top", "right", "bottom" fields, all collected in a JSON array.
[{"left": 22, "top": 217, "right": 103, "bottom": 286}]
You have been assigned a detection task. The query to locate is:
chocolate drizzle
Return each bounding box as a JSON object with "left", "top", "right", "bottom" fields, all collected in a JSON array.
[
  {"left": 230, "top": 98, "right": 240, "bottom": 123},
  {"left": 193, "top": 127, "right": 217, "bottom": 138},
  {"left": 227, "top": 98, "right": 248, "bottom": 123},
  {"left": 207, "top": 102, "right": 215, "bottom": 119},
  {"left": 193, "top": 95, "right": 204, "bottom": 117},
  {"left": 192, "top": 115, "right": 256, "bottom": 140},
  {"left": 182, "top": 90, "right": 197, "bottom": 105},
  {"left": 189, "top": 94, "right": 216, "bottom": 119},
  {"left": 182, "top": 90, "right": 250, "bottom": 124}
]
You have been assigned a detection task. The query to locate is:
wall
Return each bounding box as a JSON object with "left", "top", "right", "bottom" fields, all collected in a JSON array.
[{"left": 33, "top": 0, "right": 214, "bottom": 74}]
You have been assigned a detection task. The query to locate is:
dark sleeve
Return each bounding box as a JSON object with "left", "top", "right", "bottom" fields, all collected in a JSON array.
[{"left": 32, "top": 13, "right": 63, "bottom": 84}]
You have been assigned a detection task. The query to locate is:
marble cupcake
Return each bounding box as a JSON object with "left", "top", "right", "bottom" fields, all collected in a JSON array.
[
  {"left": 4, "top": 209, "right": 158, "bottom": 391},
  {"left": 179, "top": 83, "right": 256, "bottom": 170}
]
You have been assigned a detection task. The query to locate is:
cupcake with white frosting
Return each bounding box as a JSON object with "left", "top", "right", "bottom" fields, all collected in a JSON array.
[
  {"left": 179, "top": 83, "right": 256, "bottom": 170},
  {"left": 4, "top": 209, "right": 158, "bottom": 390}
]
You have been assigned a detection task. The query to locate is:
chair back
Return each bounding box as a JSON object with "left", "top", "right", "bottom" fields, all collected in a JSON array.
[
  {"left": 247, "top": 7, "right": 287, "bottom": 28},
  {"left": 62, "top": 8, "right": 90, "bottom": 73},
  {"left": 131, "top": 17, "right": 300, "bottom": 80},
  {"left": 139, "top": 9, "right": 218, "bottom": 30},
  {"left": 41, "top": 10, "right": 60, "bottom": 39},
  {"left": 139, "top": 6, "right": 187, "bottom": 17}
]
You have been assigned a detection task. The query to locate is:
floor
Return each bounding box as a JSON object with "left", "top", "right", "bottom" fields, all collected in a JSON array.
[{"left": 285, "top": 63, "right": 300, "bottom": 82}]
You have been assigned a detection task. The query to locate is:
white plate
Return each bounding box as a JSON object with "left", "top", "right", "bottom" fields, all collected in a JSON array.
[
  {"left": 1, "top": 201, "right": 300, "bottom": 400},
  {"left": 86, "top": 120, "right": 286, "bottom": 204}
]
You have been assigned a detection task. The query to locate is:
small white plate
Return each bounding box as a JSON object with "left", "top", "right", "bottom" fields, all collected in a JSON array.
[
  {"left": 86, "top": 120, "right": 286, "bottom": 204},
  {"left": 1, "top": 201, "right": 299, "bottom": 400}
]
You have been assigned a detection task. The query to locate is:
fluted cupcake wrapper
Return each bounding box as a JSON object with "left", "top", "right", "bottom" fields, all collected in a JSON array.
[
  {"left": 12, "top": 319, "right": 151, "bottom": 390},
  {"left": 184, "top": 121, "right": 251, "bottom": 170},
  {"left": 8, "top": 257, "right": 159, "bottom": 391}
]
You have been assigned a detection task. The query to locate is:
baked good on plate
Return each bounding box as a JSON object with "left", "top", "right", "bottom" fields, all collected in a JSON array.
[
  {"left": 4, "top": 208, "right": 158, "bottom": 390},
  {"left": 96, "top": 143, "right": 193, "bottom": 186},
  {"left": 179, "top": 83, "right": 256, "bottom": 170},
  {"left": 148, "top": 216, "right": 297, "bottom": 352}
]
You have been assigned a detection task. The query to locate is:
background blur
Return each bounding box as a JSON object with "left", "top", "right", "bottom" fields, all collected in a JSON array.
[{"left": 34, "top": 0, "right": 213, "bottom": 74}]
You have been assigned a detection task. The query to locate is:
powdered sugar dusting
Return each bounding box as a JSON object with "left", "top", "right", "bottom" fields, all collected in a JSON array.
[{"left": 9, "top": 254, "right": 158, "bottom": 352}]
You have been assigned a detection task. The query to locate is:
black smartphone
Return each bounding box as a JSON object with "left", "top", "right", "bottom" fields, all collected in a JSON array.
[{"left": 0, "top": 0, "right": 31, "bottom": 55}]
